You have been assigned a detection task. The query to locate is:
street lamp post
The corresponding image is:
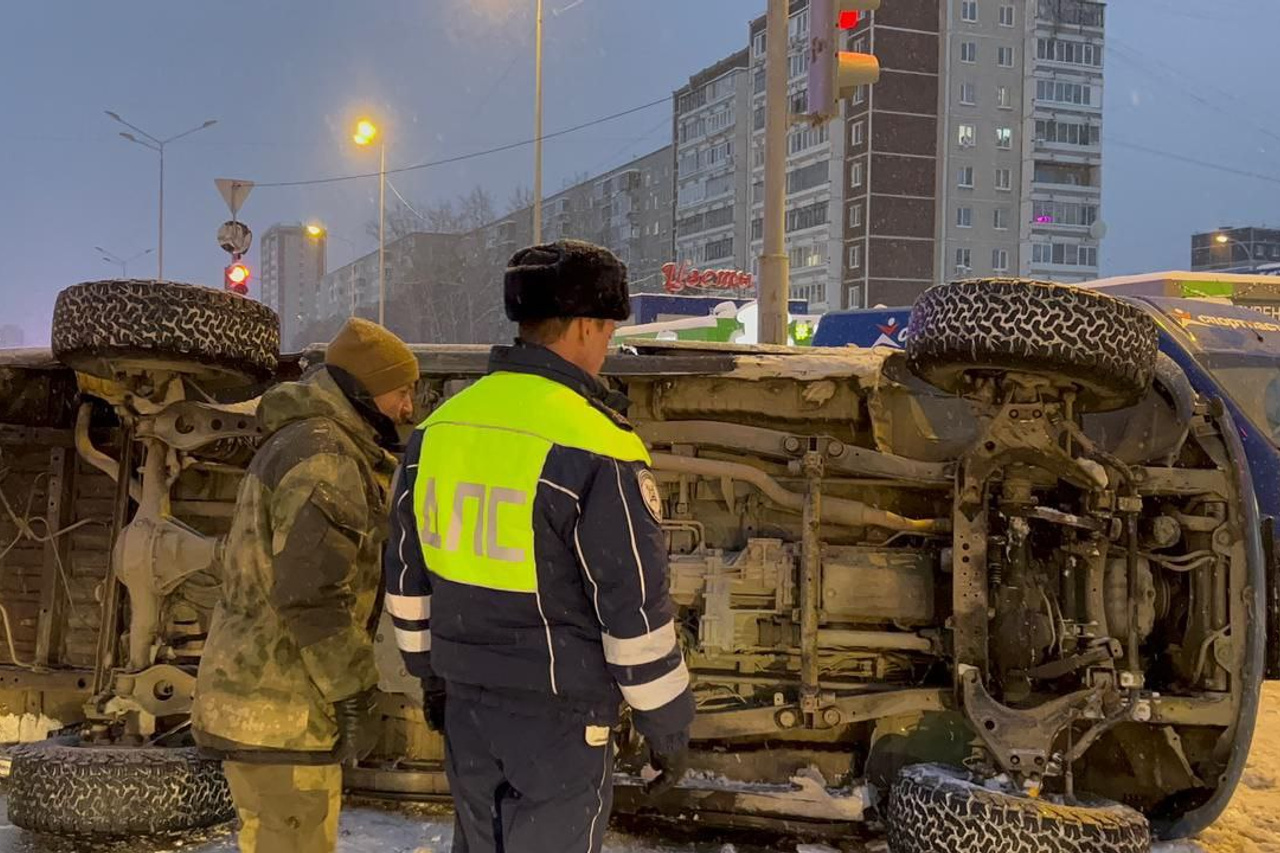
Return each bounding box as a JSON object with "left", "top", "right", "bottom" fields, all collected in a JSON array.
[
  {"left": 533, "top": 0, "right": 545, "bottom": 244},
  {"left": 353, "top": 120, "right": 387, "bottom": 326},
  {"left": 105, "top": 112, "right": 217, "bottom": 282},
  {"left": 94, "top": 246, "right": 153, "bottom": 279},
  {"left": 1213, "top": 232, "right": 1253, "bottom": 270}
]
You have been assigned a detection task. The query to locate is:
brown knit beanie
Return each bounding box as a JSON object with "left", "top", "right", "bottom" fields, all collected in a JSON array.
[{"left": 326, "top": 318, "right": 417, "bottom": 397}]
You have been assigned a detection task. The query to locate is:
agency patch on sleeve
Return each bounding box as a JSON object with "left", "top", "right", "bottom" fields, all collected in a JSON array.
[{"left": 637, "top": 469, "right": 663, "bottom": 522}]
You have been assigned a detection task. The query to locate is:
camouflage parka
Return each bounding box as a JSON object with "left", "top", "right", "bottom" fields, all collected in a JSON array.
[{"left": 193, "top": 366, "right": 397, "bottom": 759}]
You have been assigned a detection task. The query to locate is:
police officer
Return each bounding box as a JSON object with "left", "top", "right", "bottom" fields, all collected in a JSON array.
[
  {"left": 385, "top": 240, "right": 694, "bottom": 853},
  {"left": 194, "top": 318, "right": 419, "bottom": 853}
]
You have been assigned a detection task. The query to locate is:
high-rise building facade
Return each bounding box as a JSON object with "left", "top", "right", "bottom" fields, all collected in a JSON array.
[
  {"left": 490, "top": 146, "right": 675, "bottom": 294},
  {"left": 1021, "top": 0, "right": 1105, "bottom": 283},
  {"left": 843, "top": 0, "right": 942, "bottom": 308},
  {"left": 259, "top": 224, "right": 326, "bottom": 348},
  {"left": 748, "top": 3, "right": 843, "bottom": 312},
  {"left": 673, "top": 51, "right": 753, "bottom": 278}
]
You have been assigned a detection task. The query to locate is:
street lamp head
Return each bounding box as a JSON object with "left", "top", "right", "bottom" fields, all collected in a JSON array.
[
  {"left": 104, "top": 110, "right": 121, "bottom": 121},
  {"left": 305, "top": 224, "right": 326, "bottom": 239},
  {"left": 120, "top": 132, "right": 137, "bottom": 142},
  {"left": 1215, "top": 234, "right": 1230, "bottom": 244},
  {"left": 202, "top": 119, "right": 218, "bottom": 129},
  {"left": 353, "top": 119, "right": 378, "bottom": 146}
]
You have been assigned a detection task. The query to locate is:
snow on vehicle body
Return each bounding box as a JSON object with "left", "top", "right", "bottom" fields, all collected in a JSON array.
[{"left": 0, "top": 278, "right": 1265, "bottom": 849}]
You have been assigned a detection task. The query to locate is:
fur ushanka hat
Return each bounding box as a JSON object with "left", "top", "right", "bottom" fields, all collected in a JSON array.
[{"left": 504, "top": 239, "right": 631, "bottom": 323}]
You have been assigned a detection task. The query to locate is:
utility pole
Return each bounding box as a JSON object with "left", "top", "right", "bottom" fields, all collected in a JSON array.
[
  {"left": 533, "top": 0, "right": 546, "bottom": 244},
  {"left": 758, "top": 0, "right": 791, "bottom": 345}
]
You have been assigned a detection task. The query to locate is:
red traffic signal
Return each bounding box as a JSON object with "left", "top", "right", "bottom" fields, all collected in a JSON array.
[
  {"left": 808, "top": 0, "right": 883, "bottom": 121},
  {"left": 224, "top": 262, "right": 251, "bottom": 295}
]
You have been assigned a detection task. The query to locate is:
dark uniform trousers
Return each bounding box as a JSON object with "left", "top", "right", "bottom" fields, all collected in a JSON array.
[{"left": 445, "top": 685, "right": 616, "bottom": 853}]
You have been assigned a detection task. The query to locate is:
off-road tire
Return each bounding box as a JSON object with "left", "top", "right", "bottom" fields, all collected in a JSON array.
[
  {"left": 905, "top": 278, "right": 1158, "bottom": 412},
  {"left": 887, "top": 764, "right": 1150, "bottom": 853},
  {"left": 6, "top": 736, "right": 235, "bottom": 837},
  {"left": 52, "top": 279, "right": 280, "bottom": 387}
]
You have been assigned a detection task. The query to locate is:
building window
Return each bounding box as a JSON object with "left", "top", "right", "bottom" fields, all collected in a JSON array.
[
  {"left": 705, "top": 236, "right": 734, "bottom": 262},
  {"left": 850, "top": 120, "right": 865, "bottom": 146},
  {"left": 958, "top": 166, "right": 975, "bottom": 188},
  {"left": 994, "top": 208, "right": 1009, "bottom": 230},
  {"left": 851, "top": 84, "right": 867, "bottom": 104},
  {"left": 955, "top": 248, "right": 972, "bottom": 271},
  {"left": 995, "top": 167, "right": 1012, "bottom": 191},
  {"left": 992, "top": 249, "right": 1010, "bottom": 272},
  {"left": 851, "top": 162, "right": 865, "bottom": 188},
  {"left": 1032, "top": 242, "right": 1100, "bottom": 267},
  {"left": 787, "top": 200, "right": 829, "bottom": 233},
  {"left": 853, "top": 36, "right": 868, "bottom": 53},
  {"left": 848, "top": 244, "right": 862, "bottom": 269},
  {"left": 1035, "top": 119, "right": 1101, "bottom": 146},
  {"left": 957, "top": 123, "right": 976, "bottom": 147},
  {"left": 1036, "top": 79, "right": 1093, "bottom": 106},
  {"left": 957, "top": 206, "right": 973, "bottom": 228},
  {"left": 961, "top": 0, "right": 978, "bottom": 22},
  {"left": 789, "top": 243, "right": 825, "bottom": 268},
  {"left": 1037, "top": 38, "right": 1103, "bottom": 67},
  {"left": 753, "top": 32, "right": 766, "bottom": 58},
  {"left": 960, "top": 82, "right": 976, "bottom": 105},
  {"left": 1000, "top": 4, "right": 1016, "bottom": 26},
  {"left": 998, "top": 46, "right": 1015, "bottom": 67},
  {"left": 848, "top": 202, "right": 863, "bottom": 227},
  {"left": 960, "top": 41, "right": 977, "bottom": 63},
  {"left": 1032, "top": 200, "right": 1099, "bottom": 226},
  {"left": 997, "top": 85, "right": 1012, "bottom": 109},
  {"left": 789, "top": 51, "right": 810, "bottom": 80},
  {"left": 996, "top": 126, "right": 1013, "bottom": 149}
]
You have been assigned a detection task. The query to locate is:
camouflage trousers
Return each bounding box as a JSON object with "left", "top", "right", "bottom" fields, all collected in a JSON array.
[{"left": 223, "top": 761, "right": 342, "bottom": 853}]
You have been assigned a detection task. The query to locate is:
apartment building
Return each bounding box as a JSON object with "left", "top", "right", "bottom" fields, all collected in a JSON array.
[
  {"left": 1191, "top": 226, "right": 1280, "bottom": 273},
  {"left": 747, "top": 2, "right": 844, "bottom": 312},
  {"left": 673, "top": 51, "right": 753, "bottom": 277},
  {"left": 936, "top": 0, "right": 1104, "bottom": 291},
  {"left": 1022, "top": 0, "right": 1105, "bottom": 282},
  {"left": 259, "top": 224, "right": 326, "bottom": 348},
  {"left": 843, "top": 0, "right": 943, "bottom": 308},
  {"left": 490, "top": 146, "right": 675, "bottom": 293}
]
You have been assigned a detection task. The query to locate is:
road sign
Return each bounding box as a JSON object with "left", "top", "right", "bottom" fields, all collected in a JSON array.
[
  {"left": 215, "top": 178, "right": 255, "bottom": 218},
  {"left": 217, "top": 221, "right": 253, "bottom": 256}
]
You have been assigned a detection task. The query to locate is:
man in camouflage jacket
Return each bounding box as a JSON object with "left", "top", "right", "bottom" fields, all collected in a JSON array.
[{"left": 193, "top": 318, "right": 418, "bottom": 853}]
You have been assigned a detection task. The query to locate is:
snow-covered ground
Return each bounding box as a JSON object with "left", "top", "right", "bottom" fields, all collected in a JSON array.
[
  {"left": 1152, "top": 682, "right": 1280, "bottom": 853},
  {"left": 3, "top": 684, "right": 1279, "bottom": 852}
]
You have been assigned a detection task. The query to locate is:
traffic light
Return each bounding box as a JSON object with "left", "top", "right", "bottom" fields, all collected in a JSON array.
[
  {"left": 807, "top": 0, "right": 882, "bottom": 121},
  {"left": 224, "top": 261, "right": 251, "bottom": 295}
]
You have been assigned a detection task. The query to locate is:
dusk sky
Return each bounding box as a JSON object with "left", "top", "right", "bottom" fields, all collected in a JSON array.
[{"left": 1, "top": 0, "right": 1276, "bottom": 343}]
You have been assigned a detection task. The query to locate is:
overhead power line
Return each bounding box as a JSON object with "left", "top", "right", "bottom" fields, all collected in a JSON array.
[
  {"left": 1109, "top": 139, "right": 1280, "bottom": 186},
  {"left": 253, "top": 95, "right": 671, "bottom": 189}
]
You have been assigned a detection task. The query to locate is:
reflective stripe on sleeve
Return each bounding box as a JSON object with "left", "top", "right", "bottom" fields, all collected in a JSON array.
[
  {"left": 394, "top": 627, "right": 432, "bottom": 653},
  {"left": 386, "top": 593, "right": 431, "bottom": 621},
  {"left": 618, "top": 661, "right": 690, "bottom": 712},
  {"left": 602, "top": 621, "right": 677, "bottom": 667}
]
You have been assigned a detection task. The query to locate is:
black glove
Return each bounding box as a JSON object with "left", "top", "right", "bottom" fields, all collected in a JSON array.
[
  {"left": 332, "top": 688, "right": 379, "bottom": 767},
  {"left": 644, "top": 733, "right": 690, "bottom": 798},
  {"left": 423, "top": 677, "right": 447, "bottom": 733}
]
